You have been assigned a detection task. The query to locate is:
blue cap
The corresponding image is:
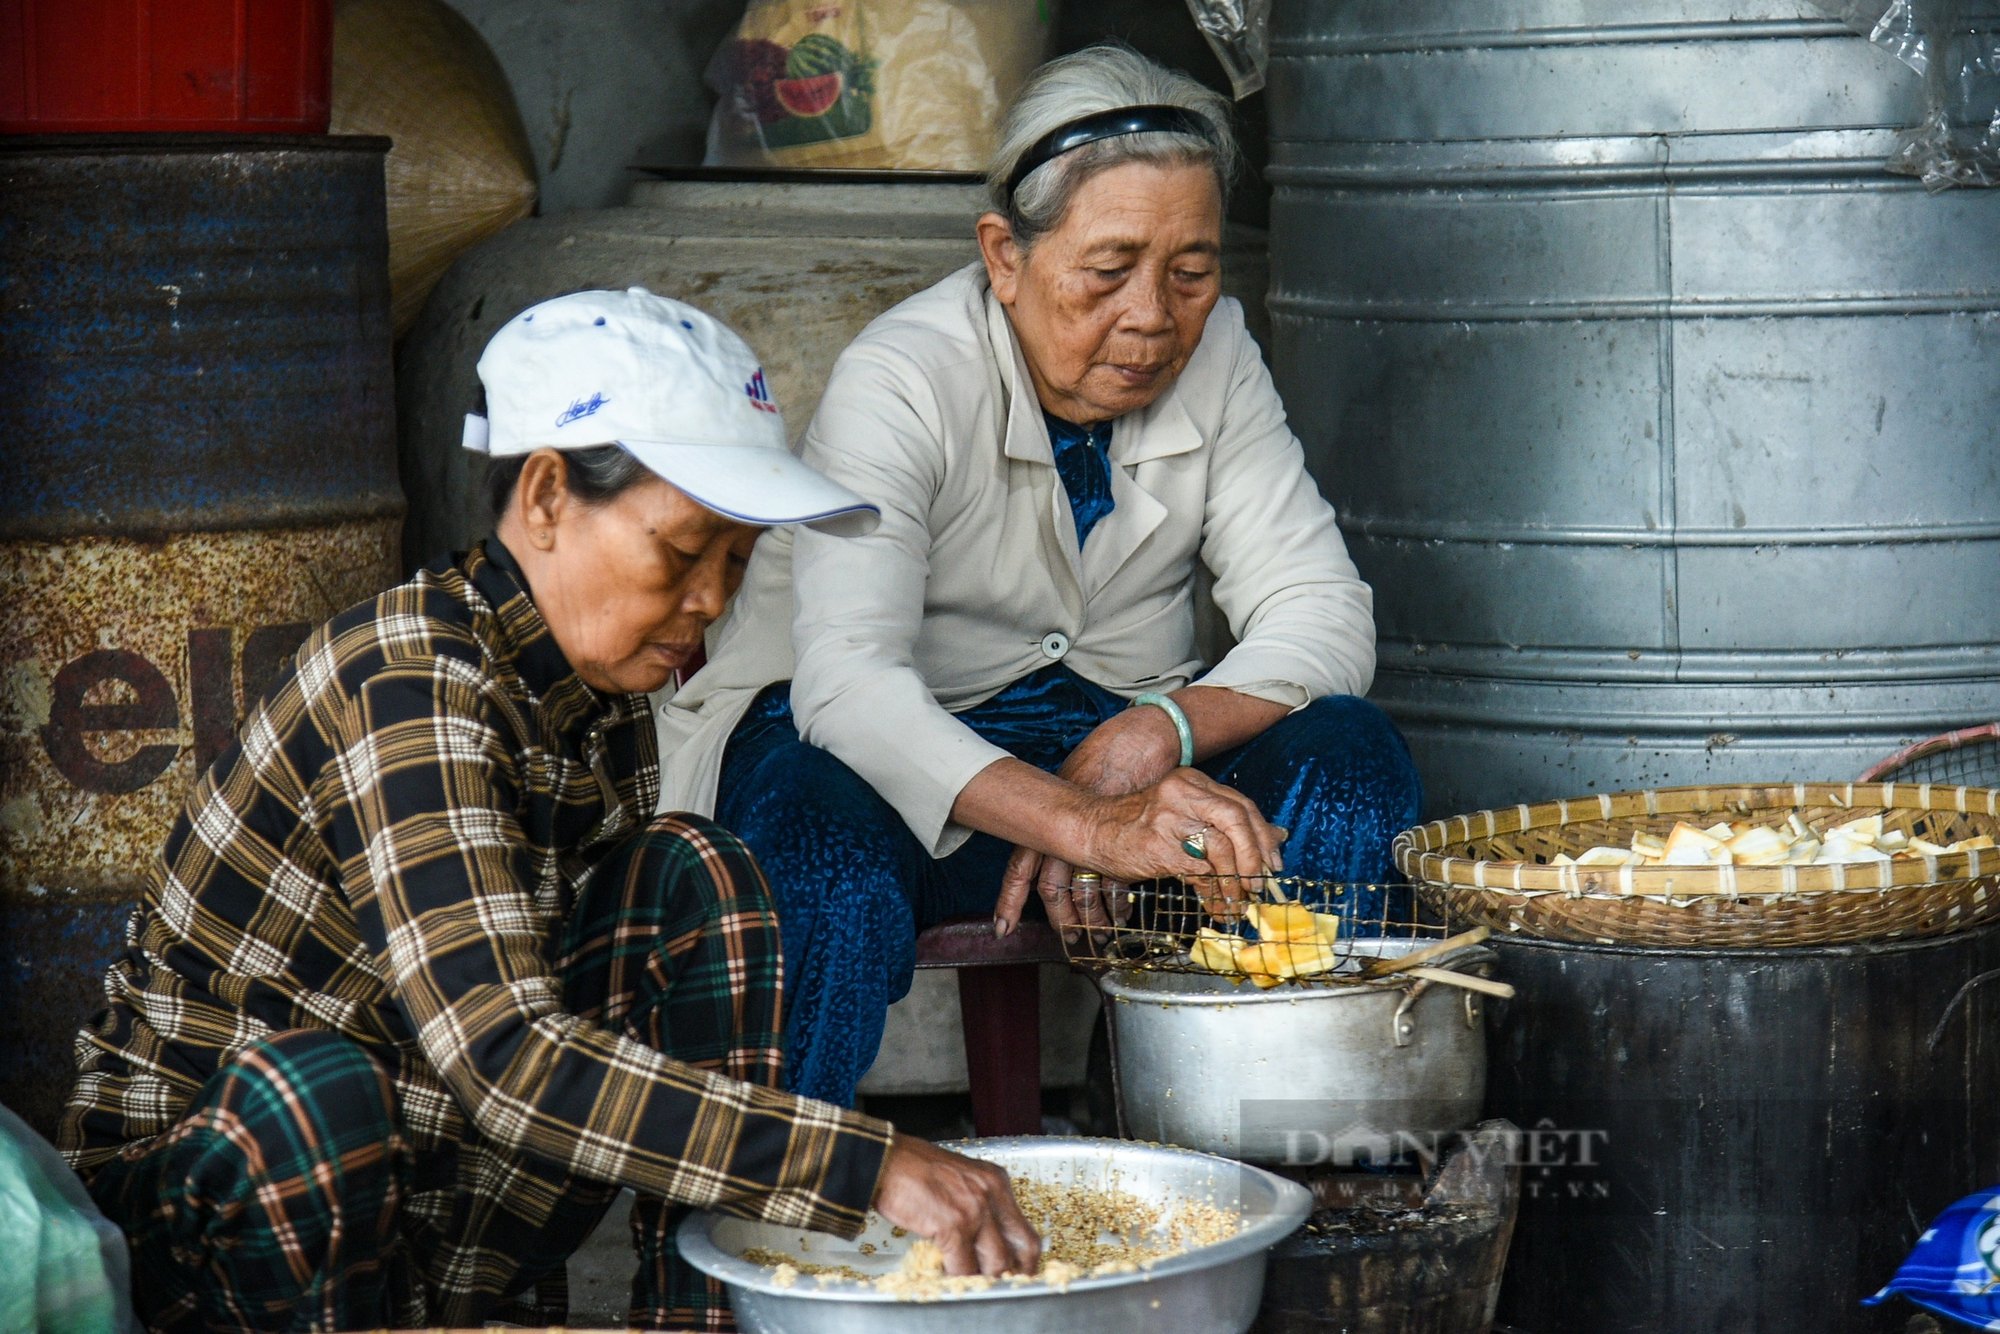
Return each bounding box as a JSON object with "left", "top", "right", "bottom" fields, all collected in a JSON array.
[{"left": 1865, "top": 1187, "right": 2000, "bottom": 1329}]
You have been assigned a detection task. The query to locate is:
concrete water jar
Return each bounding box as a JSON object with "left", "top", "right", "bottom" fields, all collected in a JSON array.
[{"left": 396, "top": 172, "right": 1271, "bottom": 569}]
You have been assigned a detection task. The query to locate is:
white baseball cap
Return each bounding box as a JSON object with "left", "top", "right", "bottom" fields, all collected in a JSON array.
[{"left": 462, "top": 288, "right": 877, "bottom": 534}]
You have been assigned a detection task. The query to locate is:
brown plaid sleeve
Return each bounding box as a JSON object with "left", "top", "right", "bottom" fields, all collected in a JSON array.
[{"left": 321, "top": 637, "right": 891, "bottom": 1234}]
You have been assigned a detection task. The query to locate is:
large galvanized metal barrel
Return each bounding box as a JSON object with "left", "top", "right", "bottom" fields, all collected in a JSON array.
[
  {"left": 0, "top": 137, "right": 402, "bottom": 1136},
  {"left": 1484, "top": 929, "right": 2000, "bottom": 1333},
  {"left": 1268, "top": 3, "right": 2000, "bottom": 816},
  {"left": 397, "top": 173, "right": 1270, "bottom": 569}
]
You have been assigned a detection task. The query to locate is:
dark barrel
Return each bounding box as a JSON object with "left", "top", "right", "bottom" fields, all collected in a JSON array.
[
  {"left": 1484, "top": 928, "right": 2000, "bottom": 1333},
  {"left": 0, "top": 137, "right": 402, "bottom": 1136}
]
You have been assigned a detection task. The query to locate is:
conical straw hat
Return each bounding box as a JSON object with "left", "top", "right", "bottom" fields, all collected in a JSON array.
[{"left": 332, "top": 0, "right": 538, "bottom": 336}]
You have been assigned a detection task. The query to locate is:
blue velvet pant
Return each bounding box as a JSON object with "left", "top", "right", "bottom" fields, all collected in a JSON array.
[{"left": 714, "top": 667, "right": 1422, "bottom": 1106}]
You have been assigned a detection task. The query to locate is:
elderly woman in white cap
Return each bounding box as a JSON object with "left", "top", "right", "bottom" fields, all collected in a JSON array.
[
  {"left": 660, "top": 45, "right": 1423, "bottom": 1110},
  {"left": 59, "top": 290, "right": 1038, "bottom": 1333}
]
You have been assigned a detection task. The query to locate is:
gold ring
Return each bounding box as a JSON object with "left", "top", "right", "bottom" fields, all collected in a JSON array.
[{"left": 1181, "top": 829, "right": 1208, "bottom": 860}]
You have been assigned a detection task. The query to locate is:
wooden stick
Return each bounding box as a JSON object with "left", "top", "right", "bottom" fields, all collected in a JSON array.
[
  {"left": 1359, "top": 925, "right": 1492, "bottom": 978},
  {"left": 1403, "top": 966, "right": 1516, "bottom": 999}
]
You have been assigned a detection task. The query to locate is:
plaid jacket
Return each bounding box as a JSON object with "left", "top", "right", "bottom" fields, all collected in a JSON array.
[{"left": 61, "top": 541, "right": 891, "bottom": 1234}]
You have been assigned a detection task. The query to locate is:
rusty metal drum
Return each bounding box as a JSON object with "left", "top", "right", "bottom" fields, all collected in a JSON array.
[
  {"left": 1267, "top": 2, "right": 2000, "bottom": 816},
  {"left": 396, "top": 172, "right": 1271, "bottom": 569},
  {"left": 0, "top": 136, "right": 401, "bottom": 1135}
]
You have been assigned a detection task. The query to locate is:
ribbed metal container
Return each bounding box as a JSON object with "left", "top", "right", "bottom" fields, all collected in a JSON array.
[
  {"left": 396, "top": 173, "right": 1270, "bottom": 570},
  {"left": 1267, "top": 3, "right": 2000, "bottom": 817},
  {"left": 0, "top": 137, "right": 401, "bottom": 1136}
]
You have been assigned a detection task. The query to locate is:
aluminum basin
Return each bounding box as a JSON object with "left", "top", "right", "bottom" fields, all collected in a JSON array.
[
  {"left": 1101, "top": 938, "right": 1489, "bottom": 1166},
  {"left": 678, "top": 1136, "right": 1311, "bottom": 1334}
]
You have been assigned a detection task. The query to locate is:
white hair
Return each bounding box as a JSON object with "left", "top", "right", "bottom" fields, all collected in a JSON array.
[{"left": 988, "top": 43, "right": 1237, "bottom": 251}]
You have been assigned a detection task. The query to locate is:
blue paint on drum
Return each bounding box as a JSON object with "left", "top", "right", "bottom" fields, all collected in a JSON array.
[
  {"left": 0, "top": 137, "right": 404, "bottom": 540},
  {"left": 0, "top": 895, "right": 136, "bottom": 1126}
]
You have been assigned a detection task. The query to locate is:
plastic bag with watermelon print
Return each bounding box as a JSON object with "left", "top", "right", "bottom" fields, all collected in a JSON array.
[
  {"left": 704, "top": 0, "right": 1056, "bottom": 171},
  {"left": 1864, "top": 1186, "right": 2000, "bottom": 1329}
]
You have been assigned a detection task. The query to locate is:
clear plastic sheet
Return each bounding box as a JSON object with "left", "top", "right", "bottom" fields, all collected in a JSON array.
[
  {"left": 1183, "top": 0, "right": 1269, "bottom": 101},
  {"left": 0, "top": 1106, "right": 142, "bottom": 1334},
  {"left": 1816, "top": 0, "right": 2000, "bottom": 187}
]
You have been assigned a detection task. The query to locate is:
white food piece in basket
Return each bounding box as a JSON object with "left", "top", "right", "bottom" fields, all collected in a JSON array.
[
  {"left": 1816, "top": 835, "right": 1889, "bottom": 864},
  {"left": 1831, "top": 814, "right": 1884, "bottom": 844},
  {"left": 1518, "top": 811, "right": 1992, "bottom": 872},
  {"left": 1630, "top": 831, "right": 1667, "bottom": 860},
  {"left": 1662, "top": 822, "right": 1728, "bottom": 866},
  {"left": 1725, "top": 825, "right": 1790, "bottom": 865}
]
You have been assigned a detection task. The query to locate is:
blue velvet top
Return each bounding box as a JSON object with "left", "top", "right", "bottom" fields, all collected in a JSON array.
[{"left": 1045, "top": 411, "right": 1115, "bottom": 549}]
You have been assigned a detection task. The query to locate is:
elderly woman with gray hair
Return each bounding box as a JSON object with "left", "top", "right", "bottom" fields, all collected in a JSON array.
[{"left": 658, "top": 45, "right": 1422, "bottom": 1106}]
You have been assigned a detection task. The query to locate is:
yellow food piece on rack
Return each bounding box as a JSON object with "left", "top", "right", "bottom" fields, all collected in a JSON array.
[
  {"left": 1188, "top": 928, "right": 1245, "bottom": 975},
  {"left": 1246, "top": 902, "right": 1320, "bottom": 943},
  {"left": 1236, "top": 939, "right": 1340, "bottom": 988},
  {"left": 1952, "top": 835, "right": 1997, "bottom": 852},
  {"left": 1573, "top": 846, "right": 1638, "bottom": 867},
  {"left": 1311, "top": 911, "right": 1341, "bottom": 946}
]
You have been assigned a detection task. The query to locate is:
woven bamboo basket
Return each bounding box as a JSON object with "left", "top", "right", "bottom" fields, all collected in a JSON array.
[{"left": 1394, "top": 783, "right": 2000, "bottom": 948}]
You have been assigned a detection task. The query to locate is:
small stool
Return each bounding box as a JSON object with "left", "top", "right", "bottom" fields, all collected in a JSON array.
[{"left": 912, "top": 917, "right": 1067, "bottom": 1137}]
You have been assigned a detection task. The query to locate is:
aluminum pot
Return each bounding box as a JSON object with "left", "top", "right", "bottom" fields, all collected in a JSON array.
[
  {"left": 1101, "top": 939, "right": 1489, "bottom": 1166},
  {"left": 678, "top": 1136, "right": 1312, "bottom": 1334}
]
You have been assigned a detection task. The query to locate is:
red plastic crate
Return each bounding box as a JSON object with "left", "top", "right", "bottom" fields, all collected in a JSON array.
[{"left": 0, "top": 0, "right": 331, "bottom": 133}]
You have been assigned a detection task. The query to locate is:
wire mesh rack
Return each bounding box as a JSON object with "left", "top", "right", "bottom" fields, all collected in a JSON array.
[
  {"left": 1054, "top": 875, "right": 1500, "bottom": 993},
  {"left": 1859, "top": 724, "right": 2000, "bottom": 787}
]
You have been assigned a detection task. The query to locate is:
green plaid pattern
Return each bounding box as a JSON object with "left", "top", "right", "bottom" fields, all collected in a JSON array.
[
  {"left": 61, "top": 541, "right": 892, "bottom": 1328},
  {"left": 85, "top": 1030, "right": 411, "bottom": 1331}
]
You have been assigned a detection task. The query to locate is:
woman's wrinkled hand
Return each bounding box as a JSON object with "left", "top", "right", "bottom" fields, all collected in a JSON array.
[
  {"left": 872, "top": 1134, "right": 1043, "bottom": 1277},
  {"left": 1082, "top": 767, "right": 1286, "bottom": 899},
  {"left": 993, "top": 765, "right": 1286, "bottom": 937},
  {"left": 1059, "top": 706, "right": 1182, "bottom": 798},
  {"left": 992, "top": 709, "right": 1181, "bottom": 939}
]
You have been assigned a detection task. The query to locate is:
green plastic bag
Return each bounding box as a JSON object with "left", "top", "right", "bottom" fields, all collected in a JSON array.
[{"left": 0, "top": 1105, "right": 141, "bottom": 1333}]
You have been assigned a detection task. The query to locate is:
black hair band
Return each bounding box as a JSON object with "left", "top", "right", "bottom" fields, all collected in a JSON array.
[{"left": 1004, "top": 104, "right": 1217, "bottom": 199}]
